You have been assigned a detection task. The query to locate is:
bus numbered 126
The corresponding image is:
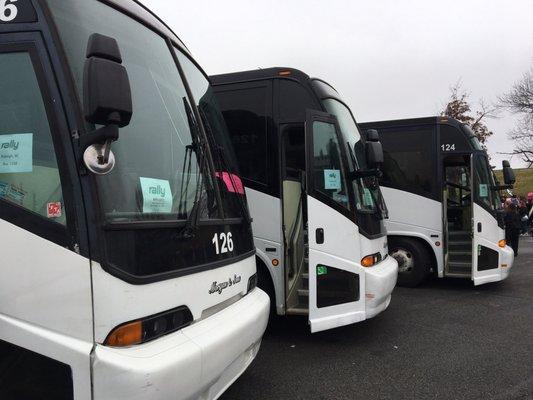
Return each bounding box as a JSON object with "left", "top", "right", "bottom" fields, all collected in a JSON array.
[
  {"left": 360, "top": 117, "right": 515, "bottom": 287},
  {"left": 0, "top": 1, "right": 269, "bottom": 399},
  {"left": 211, "top": 68, "right": 398, "bottom": 333}
]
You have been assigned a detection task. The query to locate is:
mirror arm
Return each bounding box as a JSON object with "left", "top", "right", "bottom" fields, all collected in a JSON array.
[
  {"left": 350, "top": 169, "right": 382, "bottom": 179},
  {"left": 79, "top": 125, "right": 118, "bottom": 154},
  {"left": 492, "top": 184, "right": 513, "bottom": 191}
]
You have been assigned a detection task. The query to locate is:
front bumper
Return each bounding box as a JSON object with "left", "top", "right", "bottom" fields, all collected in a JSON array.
[
  {"left": 364, "top": 255, "right": 398, "bottom": 319},
  {"left": 92, "top": 288, "right": 270, "bottom": 400},
  {"left": 499, "top": 244, "right": 514, "bottom": 281}
]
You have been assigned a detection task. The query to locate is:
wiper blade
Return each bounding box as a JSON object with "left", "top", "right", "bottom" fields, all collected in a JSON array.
[
  {"left": 199, "top": 107, "right": 252, "bottom": 224},
  {"left": 178, "top": 97, "right": 208, "bottom": 238}
]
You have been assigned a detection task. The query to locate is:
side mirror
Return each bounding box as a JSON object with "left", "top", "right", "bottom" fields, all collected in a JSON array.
[
  {"left": 80, "top": 33, "right": 133, "bottom": 175},
  {"left": 502, "top": 160, "right": 516, "bottom": 186},
  {"left": 365, "top": 129, "right": 384, "bottom": 167}
]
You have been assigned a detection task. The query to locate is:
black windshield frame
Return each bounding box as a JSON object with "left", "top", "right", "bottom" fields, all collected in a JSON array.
[{"left": 310, "top": 79, "right": 386, "bottom": 238}]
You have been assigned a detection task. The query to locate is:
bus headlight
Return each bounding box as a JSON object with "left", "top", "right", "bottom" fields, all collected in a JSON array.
[
  {"left": 104, "top": 306, "right": 193, "bottom": 347},
  {"left": 361, "top": 253, "right": 382, "bottom": 268}
]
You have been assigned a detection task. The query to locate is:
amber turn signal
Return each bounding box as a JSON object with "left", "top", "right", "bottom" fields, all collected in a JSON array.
[
  {"left": 498, "top": 239, "right": 506, "bottom": 248},
  {"left": 105, "top": 321, "right": 143, "bottom": 347},
  {"left": 361, "top": 255, "right": 375, "bottom": 268}
]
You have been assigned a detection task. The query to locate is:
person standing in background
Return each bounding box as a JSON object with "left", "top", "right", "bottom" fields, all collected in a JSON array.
[{"left": 505, "top": 203, "right": 521, "bottom": 256}]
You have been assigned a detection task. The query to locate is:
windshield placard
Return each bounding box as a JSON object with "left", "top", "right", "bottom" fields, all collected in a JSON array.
[
  {"left": 140, "top": 177, "right": 172, "bottom": 213},
  {"left": 324, "top": 169, "right": 341, "bottom": 190},
  {"left": 0, "top": 0, "right": 37, "bottom": 24},
  {"left": 0, "top": 133, "right": 33, "bottom": 173}
]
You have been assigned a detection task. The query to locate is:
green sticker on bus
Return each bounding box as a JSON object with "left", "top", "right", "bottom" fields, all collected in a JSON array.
[
  {"left": 140, "top": 177, "right": 172, "bottom": 213},
  {"left": 317, "top": 265, "right": 328, "bottom": 276}
]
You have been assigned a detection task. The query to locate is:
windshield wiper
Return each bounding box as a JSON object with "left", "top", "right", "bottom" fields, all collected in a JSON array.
[
  {"left": 198, "top": 107, "right": 252, "bottom": 224},
  {"left": 177, "top": 97, "right": 209, "bottom": 238}
]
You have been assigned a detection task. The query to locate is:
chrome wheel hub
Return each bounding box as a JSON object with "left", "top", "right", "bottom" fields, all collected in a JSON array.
[{"left": 391, "top": 248, "right": 414, "bottom": 274}]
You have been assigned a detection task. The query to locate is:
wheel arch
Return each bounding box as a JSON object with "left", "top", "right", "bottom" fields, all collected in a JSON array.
[
  {"left": 254, "top": 250, "right": 279, "bottom": 312},
  {"left": 388, "top": 234, "right": 438, "bottom": 276}
]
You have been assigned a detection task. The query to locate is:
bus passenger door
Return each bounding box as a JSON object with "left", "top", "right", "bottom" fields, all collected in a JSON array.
[
  {"left": 305, "top": 111, "right": 365, "bottom": 333},
  {"left": 0, "top": 33, "right": 93, "bottom": 399},
  {"left": 471, "top": 153, "right": 501, "bottom": 285}
]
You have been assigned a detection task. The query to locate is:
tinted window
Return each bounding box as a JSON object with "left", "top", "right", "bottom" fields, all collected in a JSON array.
[
  {"left": 379, "top": 126, "right": 437, "bottom": 198},
  {"left": 312, "top": 121, "right": 350, "bottom": 210},
  {"left": 216, "top": 85, "right": 269, "bottom": 185},
  {"left": 0, "top": 52, "right": 66, "bottom": 225},
  {"left": 440, "top": 124, "right": 470, "bottom": 153},
  {"left": 176, "top": 52, "right": 244, "bottom": 219},
  {"left": 279, "top": 79, "right": 317, "bottom": 122},
  {"left": 282, "top": 124, "right": 305, "bottom": 180}
]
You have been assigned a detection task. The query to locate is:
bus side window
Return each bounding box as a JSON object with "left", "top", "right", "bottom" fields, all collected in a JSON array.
[
  {"left": 0, "top": 51, "right": 66, "bottom": 225},
  {"left": 379, "top": 126, "right": 437, "bottom": 199},
  {"left": 216, "top": 85, "right": 270, "bottom": 186}
]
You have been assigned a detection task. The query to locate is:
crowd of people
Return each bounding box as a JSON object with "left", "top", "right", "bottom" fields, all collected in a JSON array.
[{"left": 502, "top": 192, "right": 533, "bottom": 257}]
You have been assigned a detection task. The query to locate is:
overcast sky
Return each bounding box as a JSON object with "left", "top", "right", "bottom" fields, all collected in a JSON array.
[{"left": 144, "top": 0, "right": 533, "bottom": 169}]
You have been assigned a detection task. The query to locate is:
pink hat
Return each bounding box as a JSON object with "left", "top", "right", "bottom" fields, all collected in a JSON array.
[{"left": 528, "top": 192, "right": 533, "bottom": 200}]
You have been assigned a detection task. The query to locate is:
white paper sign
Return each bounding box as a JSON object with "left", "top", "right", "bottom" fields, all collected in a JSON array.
[
  {"left": 140, "top": 177, "right": 173, "bottom": 213},
  {"left": 479, "top": 184, "right": 488, "bottom": 198},
  {"left": 324, "top": 169, "right": 341, "bottom": 190},
  {"left": 363, "top": 188, "right": 375, "bottom": 207},
  {"left": 0, "top": 133, "right": 33, "bottom": 173}
]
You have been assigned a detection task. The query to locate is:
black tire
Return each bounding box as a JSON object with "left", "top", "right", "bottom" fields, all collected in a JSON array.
[{"left": 389, "top": 237, "right": 431, "bottom": 287}]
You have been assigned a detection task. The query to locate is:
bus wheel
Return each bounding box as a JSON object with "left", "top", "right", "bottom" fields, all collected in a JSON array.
[{"left": 389, "top": 238, "right": 430, "bottom": 287}]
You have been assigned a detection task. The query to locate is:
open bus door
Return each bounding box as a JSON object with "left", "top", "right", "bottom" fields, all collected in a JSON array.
[
  {"left": 471, "top": 153, "right": 501, "bottom": 285},
  {"left": 305, "top": 111, "right": 365, "bottom": 332}
]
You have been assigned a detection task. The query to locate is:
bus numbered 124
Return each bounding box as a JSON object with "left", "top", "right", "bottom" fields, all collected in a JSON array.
[
  {"left": 0, "top": 1, "right": 269, "bottom": 399},
  {"left": 211, "top": 68, "right": 398, "bottom": 333},
  {"left": 360, "top": 117, "right": 515, "bottom": 287}
]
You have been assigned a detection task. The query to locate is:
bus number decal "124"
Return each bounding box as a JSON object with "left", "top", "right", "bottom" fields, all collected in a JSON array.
[
  {"left": 212, "top": 232, "right": 234, "bottom": 255},
  {"left": 441, "top": 143, "right": 456, "bottom": 152},
  {"left": 0, "top": 0, "right": 18, "bottom": 22}
]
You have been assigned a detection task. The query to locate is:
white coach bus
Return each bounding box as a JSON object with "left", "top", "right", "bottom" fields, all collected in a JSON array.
[
  {"left": 211, "top": 68, "right": 398, "bottom": 333},
  {"left": 360, "top": 117, "right": 515, "bottom": 287},
  {"left": 0, "top": 0, "right": 269, "bottom": 399}
]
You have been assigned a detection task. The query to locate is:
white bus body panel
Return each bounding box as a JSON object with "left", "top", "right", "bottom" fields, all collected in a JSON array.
[
  {"left": 382, "top": 187, "right": 444, "bottom": 276},
  {"left": 92, "top": 255, "right": 260, "bottom": 343},
  {"left": 0, "top": 219, "right": 93, "bottom": 399},
  {"left": 247, "top": 188, "right": 286, "bottom": 314},
  {"left": 471, "top": 204, "right": 514, "bottom": 285},
  {"left": 248, "top": 189, "right": 397, "bottom": 328},
  {"left": 92, "top": 287, "right": 269, "bottom": 400}
]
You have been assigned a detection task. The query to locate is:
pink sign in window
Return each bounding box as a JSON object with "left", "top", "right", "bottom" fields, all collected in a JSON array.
[{"left": 215, "top": 172, "right": 245, "bottom": 195}]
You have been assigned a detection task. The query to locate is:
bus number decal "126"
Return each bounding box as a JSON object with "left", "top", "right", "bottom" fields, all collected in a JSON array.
[
  {"left": 441, "top": 143, "right": 456, "bottom": 152},
  {"left": 0, "top": 0, "right": 18, "bottom": 22},
  {"left": 212, "top": 232, "right": 234, "bottom": 255}
]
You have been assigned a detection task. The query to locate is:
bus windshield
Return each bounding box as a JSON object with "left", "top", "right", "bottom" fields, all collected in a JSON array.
[
  {"left": 474, "top": 155, "right": 501, "bottom": 212},
  {"left": 47, "top": 0, "right": 254, "bottom": 280},
  {"left": 49, "top": 0, "right": 221, "bottom": 223},
  {"left": 322, "top": 99, "right": 383, "bottom": 215}
]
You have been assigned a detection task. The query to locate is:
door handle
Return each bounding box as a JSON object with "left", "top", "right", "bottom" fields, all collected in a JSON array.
[
  {"left": 477, "top": 222, "right": 482, "bottom": 233},
  {"left": 316, "top": 228, "right": 324, "bottom": 244}
]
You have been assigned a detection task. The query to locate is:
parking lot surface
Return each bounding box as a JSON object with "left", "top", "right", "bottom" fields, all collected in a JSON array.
[{"left": 222, "top": 238, "right": 533, "bottom": 400}]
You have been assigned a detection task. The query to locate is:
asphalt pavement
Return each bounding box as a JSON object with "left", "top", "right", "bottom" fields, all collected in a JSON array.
[{"left": 221, "top": 237, "right": 533, "bottom": 400}]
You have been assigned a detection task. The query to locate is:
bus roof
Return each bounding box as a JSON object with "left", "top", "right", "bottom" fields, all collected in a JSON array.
[
  {"left": 211, "top": 67, "right": 311, "bottom": 85},
  {"left": 359, "top": 116, "right": 464, "bottom": 129}
]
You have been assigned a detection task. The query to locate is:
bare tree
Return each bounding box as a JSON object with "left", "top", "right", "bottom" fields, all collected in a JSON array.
[
  {"left": 499, "top": 69, "right": 533, "bottom": 167},
  {"left": 442, "top": 81, "right": 497, "bottom": 148}
]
